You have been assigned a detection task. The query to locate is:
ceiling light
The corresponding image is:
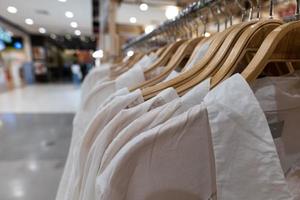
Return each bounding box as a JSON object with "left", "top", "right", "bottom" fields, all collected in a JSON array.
[
  {"left": 7, "top": 6, "right": 18, "bottom": 14},
  {"left": 165, "top": 6, "right": 179, "bottom": 20},
  {"left": 65, "top": 11, "right": 74, "bottom": 18},
  {"left": 70, "top": 22, "right": 78, "bottom": 28},
  {"left": 139, "top": 3, "right": 148, "bottom": 11},
  {"left": 74, "top": 30, "right": 81, "bottom": 36},
  {"left": 25, "top": 18, "right": 34, "bottom": 25},
  {"left": 58, "top": 0, "right": 67, "bottom": 2},
  {"left": 145, "top": 25, "right": 155, "bottom": 34},
  {"left": 129, "top": 17, "right": 137, "bottom": 24},
  {"left": 127, "top": 50, "right": 134, "bottom": 57},
  {"left": 92, "top": 49, "right": 104, "bottom": 59},
  {"left": 38, "top": 27, "right": 46, "bottom": 34}
]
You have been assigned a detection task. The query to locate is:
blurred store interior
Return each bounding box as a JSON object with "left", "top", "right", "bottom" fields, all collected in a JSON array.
[{"left": 0, "top": 0, "right": 299, "bottom": 199}]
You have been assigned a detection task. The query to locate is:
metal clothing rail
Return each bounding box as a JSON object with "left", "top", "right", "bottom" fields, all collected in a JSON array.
[{"left": 122, "top": 0, "right": 218, "bottom": 51}]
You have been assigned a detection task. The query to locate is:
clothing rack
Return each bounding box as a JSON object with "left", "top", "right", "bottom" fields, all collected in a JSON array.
[{"left": 122, "top": 0, "right": 218, "bottom": 52}]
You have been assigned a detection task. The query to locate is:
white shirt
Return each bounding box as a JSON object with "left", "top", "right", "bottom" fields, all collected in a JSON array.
[
  {"left": 99, "top": 78, "right": 210, "bottom": 174},
  {"left": 82, "top": 66, "right": 145, "bottom": 110},
  {"left": 252, "top": 75, "right": 300, "bottom": 199},
  {"left": 56, "top": 88, "right": 137, "bottom": 200},
  {"left": 95, "top": 74, "right": 293, "bottom": 200},
  {"left": 79, "top": 88, "right": 178, "bottom": 200},
  {"left": 68, "top": 90, "right": 145, "bottom": 200},
  {"left": 81, "top": 64, "right": 111, "bottom": 102},
  {"left": 205, "top": 74, "right": 292, "bottom": 200}
]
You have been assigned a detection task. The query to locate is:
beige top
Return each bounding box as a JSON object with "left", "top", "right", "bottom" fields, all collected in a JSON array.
[
  {"left": 68, "top": 90, "right": 145, "bottom": 200},
  {"left": 56, "top": 89, "right": 141, "bottom": 200},
  {"left": 79, "top": 88, "right": 178, "bottom": 200},
  {"left": 252, "top": 74, "right": 300, "bottom": 199},
  {"left": 99, "top": 78, "right": 211, "bottom": 175},
  {"left": 95, "top": 74, "right": 293, "bottom": 200},
  {"left": 80, "top": 64, "right": 111, "bottom": 103}
]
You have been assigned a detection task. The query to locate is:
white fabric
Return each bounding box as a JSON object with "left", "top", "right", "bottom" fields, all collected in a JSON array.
[
  {"left": 205, "top": 74, "right": 293, "bottom": 200},
  {"left": 184, "top": 39, "right": 211, "bottom": 71},
  {"left": 82, "top": 66, "right": 145, "bottom": 115},
  {"left": 252, "top": 75, "right": 300, "bottom": 199},
  {"left": 96, "top": 103, "right": 214, "bottom": 200},
  {"left": 95, "top": 74, "right": 296, "bottom": 200},
  {"left": 81, "top": 65, "right": 111, "bottom": 102},
  {"left": 161, "top": 39, "right": 211, "bottom": 83},
  {"left": 99, "top": 78, "right": 210, "bottom": 174},
  {"left": 136, "top": 53, "right": 158, "bottom": 71},
  {"left": 61, "top": 90, "right": 144, "bottom": 200},
  {"left": 79, "top": 88, "right": 178, "bottom": 200},
  {"left": 163, "top": 70, "right": 179, "bottom": 82},
  {"left": 56, "top": 87, "right": 129, "bottom": 200}
]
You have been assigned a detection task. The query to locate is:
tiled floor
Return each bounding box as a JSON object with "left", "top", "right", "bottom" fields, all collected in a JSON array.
[
  {"left": 0, "top": 84, "right": 81, "bottom": 113},
  {"left": 0, "top": 84, "right": 79, "bottom": 200}
]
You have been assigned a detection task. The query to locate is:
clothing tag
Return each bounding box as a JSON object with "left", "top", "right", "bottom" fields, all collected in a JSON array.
[{"left": 269, "top": 120, "right": 284, "bottom": 139}]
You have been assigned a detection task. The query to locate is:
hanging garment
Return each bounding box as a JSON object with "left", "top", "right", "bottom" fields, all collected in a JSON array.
[
  {"left": 81, "top": 53, "right": 159, "bottom": 110},
  {"left": 79, "top": 87, "right": 178, "bottom": 200},
  {"left": 252, "top": 74, "right": 300, "bottom": 199},
  {"left": 58, "top": 89, "right": 145, "bottom": 200},
  {"left": 81, "top": 64, "right": 111, "bottom": 102},
  {"left": 94, "top": 74, "right": 292, "bottom": 200},
  {"left": 98, "top": 78, "right": 210, "bottom": 175},
  {"left": 205, "top": 74, "right": 293, "bottom": 200},
  {"left": 57, "top": 83, "right": 122, "bottom": 200}
]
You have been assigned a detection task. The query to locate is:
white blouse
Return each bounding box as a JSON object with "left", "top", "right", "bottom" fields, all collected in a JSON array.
[
  {"left": 252, "top": 75, "right": 300, "bottom": 199},
  {"left": 67, "top": 90, "right": 145, "bottom": 200},
  {"left": 95, "top": 74, "right": 293, "bottom": 200},
  {"left": 99, "top": 78, "right": 210, "bottom": 175},
  {"left": 80, "top": 64, "right": 111, "bottom": 103},
  {"left": 79, "top": 87, "right": 178, "bottom": 200}
]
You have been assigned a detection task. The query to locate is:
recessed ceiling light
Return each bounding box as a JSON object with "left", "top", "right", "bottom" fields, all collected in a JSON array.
[
  {"left": 165, "top": 6, "right": 179, "bottom": 20},
  {"left": 25, "top": 18, "right": 34, "bottom": 25},
  {"left": 74, "top": 30, "right": 81, "bottom": 36},
  {"left": 70, "top": 22, "right": 78, "bottom": 28},
  {"left": 58, "top": 0, "right": 67, "bottom": 2},
  {"left": 7, "top": 6, "right": 18, "bottom": 14},
  {"left": 139, "top": 3, "right": 148, "bottom": 11},
  {"left": 129, "top": 17, "right": 137, "bottom": 24},
  {"left": 38, "top": 27, "right": 46, "bottom": 34},
  {"left": 65, "top": 11, "right": 74, "bottom": 18}
]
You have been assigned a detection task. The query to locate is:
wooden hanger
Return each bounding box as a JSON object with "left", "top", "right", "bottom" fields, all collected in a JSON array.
[
  {"left": 210, "top": 19, "right": 283, "bottom": 88},
  {"left": 141, "top": 25, "right": 238, "bottom": 100},
  {"left": 242, "top": 21, "right": 300, "bottom": 82},
  {"left": 143, "top": 40, "right": 186, "bottom": 76},
  {"left": 176, "top": 20, "right": 257, "bottom": 96},
  {"left": 130, "top": 36, "right": 204, "bottom": 91},
  {"left": 155, "top": 46, "right": 167, "bottom": 57}
]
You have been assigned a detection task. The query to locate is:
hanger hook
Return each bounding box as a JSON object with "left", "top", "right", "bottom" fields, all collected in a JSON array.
[
  {"left": 210, "top": 4, "right": 221, "bottom": 32},
  {"left": 269, "top": 0, "right": 274, "bottom": 19}
]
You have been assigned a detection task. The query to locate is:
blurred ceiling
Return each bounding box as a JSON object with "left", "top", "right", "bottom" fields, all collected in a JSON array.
[{"left": 0, "top": 0, "right": 92, "bottom": 36}]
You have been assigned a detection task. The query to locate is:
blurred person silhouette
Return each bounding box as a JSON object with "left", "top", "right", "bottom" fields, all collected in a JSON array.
[{"left": 71, "top": 59, "right": 82, "bottom": 87}]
